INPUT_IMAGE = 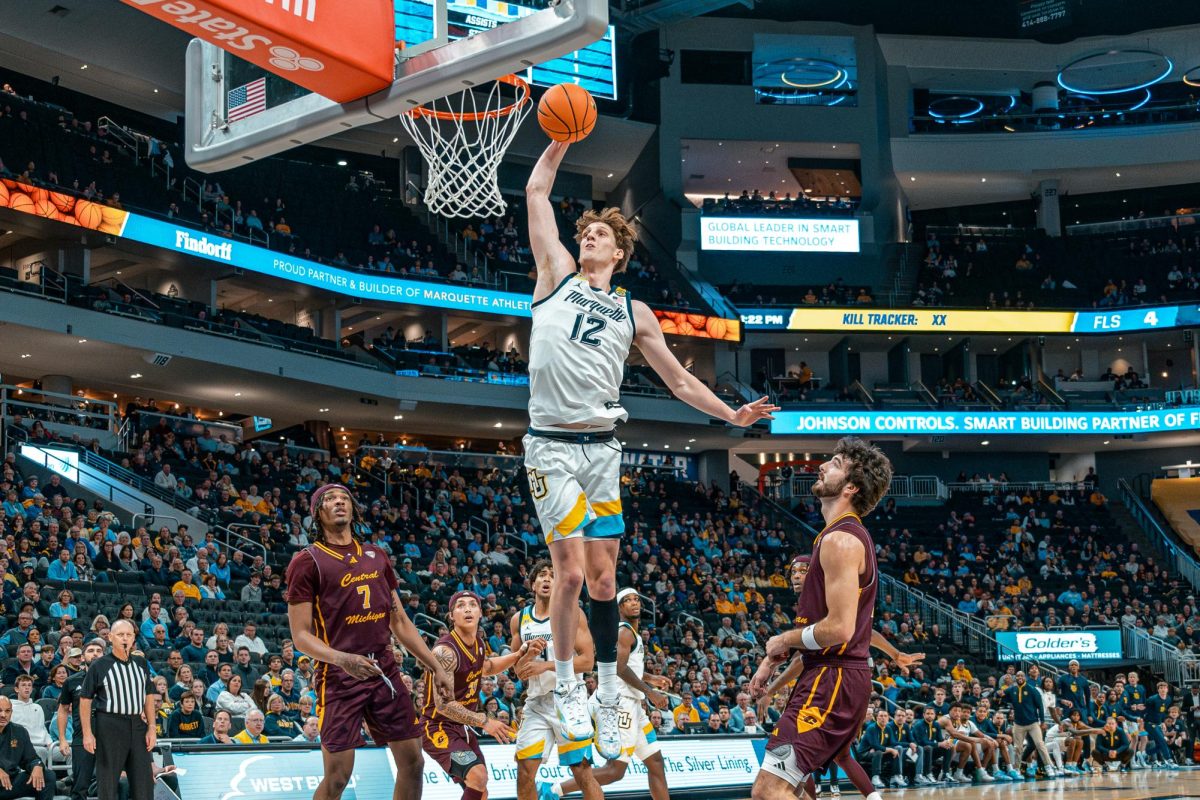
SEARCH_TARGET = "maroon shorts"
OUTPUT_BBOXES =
[766,663,872,777]
[316,661,419,752]
[420,719,485,782]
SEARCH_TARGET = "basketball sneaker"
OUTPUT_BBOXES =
[536,781,559,800]
[830,783,841,796]
[554,681,593,742]
[594,697,622,760]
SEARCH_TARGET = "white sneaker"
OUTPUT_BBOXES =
[916,775,933,785]
[554,682,594,743]
[830,784,841,796]
[952,770,969,783]
[872,776,886,790]
[594,697,622,760]
[975,768,994,783]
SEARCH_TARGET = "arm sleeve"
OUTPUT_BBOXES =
[285,551,318,604]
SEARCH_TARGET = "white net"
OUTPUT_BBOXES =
[399,75,532,219]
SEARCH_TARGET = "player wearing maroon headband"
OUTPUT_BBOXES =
[420,591,539,800]
[286,484,453,800]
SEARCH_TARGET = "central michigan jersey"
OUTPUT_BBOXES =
[528,273,635,429]
[285,539,399,672]
[795,512,877,666]
[422,629,486,721]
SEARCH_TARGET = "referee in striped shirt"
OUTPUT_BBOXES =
[78,620,156,800]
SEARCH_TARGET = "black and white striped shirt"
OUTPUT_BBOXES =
[80,653,153,716]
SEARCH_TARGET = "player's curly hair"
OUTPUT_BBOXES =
[834,437,893,517]
[574,207,637,274]
[528,558,554,585]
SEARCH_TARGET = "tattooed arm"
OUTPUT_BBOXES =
[429,645,513,742]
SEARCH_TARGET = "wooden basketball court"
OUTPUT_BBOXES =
[850,769,1200,800]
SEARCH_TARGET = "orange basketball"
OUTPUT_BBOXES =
[74,199,104,230]
[25,186,48,204]
[50,192,75,214]
[8,191,34,214]
[33,198,57,218]
[659,318,678,335]
[537,83,597,143]
[706,317,729,340]
[0,183,8,208]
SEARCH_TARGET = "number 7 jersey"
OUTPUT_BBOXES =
[528,273,635,430]
[285,539,399,671]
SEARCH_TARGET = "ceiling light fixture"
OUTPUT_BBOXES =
[129,373,142,379]
[393,414,403,420]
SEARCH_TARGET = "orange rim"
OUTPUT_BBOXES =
[406,74,531,121]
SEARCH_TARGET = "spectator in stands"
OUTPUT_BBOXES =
[233,709,268,744]
[172,569,201,601]
[198,709,233,745]
[216,674,254,717]
[166,692,205,739]
[11,675,52,768]
[294,716,320,744]
[233,622,268,658]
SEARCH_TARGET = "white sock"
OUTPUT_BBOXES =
[597,660,617,701]
[554,659,575,688]
[866,792,883,800]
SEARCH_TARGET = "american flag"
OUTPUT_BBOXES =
[227,78,267,122]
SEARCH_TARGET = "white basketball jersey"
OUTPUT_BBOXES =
[528,273,635,430]
[519,604,557,699]
[618,621,645,700]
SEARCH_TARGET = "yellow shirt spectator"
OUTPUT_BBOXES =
[951,663,973,683]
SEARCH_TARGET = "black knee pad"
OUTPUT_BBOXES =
[449,748,481,782]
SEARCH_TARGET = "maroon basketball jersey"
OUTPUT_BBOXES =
[421,628,486,721]
[285,539,399,670]
[795,512,877,666]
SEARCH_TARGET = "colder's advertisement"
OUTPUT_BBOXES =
[771,407,1200,435]
[700,217,860,253]
[174,737,764,800]
[995,629,1124,664]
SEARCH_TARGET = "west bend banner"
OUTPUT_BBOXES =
[173,736,765,800]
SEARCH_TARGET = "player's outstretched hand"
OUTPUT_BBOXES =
[646,674,672,691]
[483,718,515,743]
[893,651,925,670]
[765,634,791,660]
[338,653,384,681]
[647,689,669,710]
[731,397,780,427]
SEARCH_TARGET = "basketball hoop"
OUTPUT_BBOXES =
[400,74,532,219]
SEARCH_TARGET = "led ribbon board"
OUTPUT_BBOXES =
[771,407,1200,436]
[700,217,860,253]
[738,305,1200,334]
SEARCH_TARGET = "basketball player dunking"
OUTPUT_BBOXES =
[751,554,923,800]
[525,142,778,758]
[511,560,602,800]
[286,484,453,800]
[750,438,893,800]
[419,591,534,800]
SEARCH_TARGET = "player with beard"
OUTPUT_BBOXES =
[420,591,535,800]
[57,640,106,800]
[750,438,893,800]
[751,555,923,800]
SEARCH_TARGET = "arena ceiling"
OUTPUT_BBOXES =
[717,0,1200,43]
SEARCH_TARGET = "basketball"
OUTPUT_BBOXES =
[50,191,76,214]
[0,183,8,208]
[74,199,104,230]
[8,191,34,214]
[537,83,597,143]
[33,197,57,218]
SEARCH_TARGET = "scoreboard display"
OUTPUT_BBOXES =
[395,0,619,99]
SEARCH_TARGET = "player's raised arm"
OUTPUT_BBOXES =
[526,142,577,301]
[632,300,779,427]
